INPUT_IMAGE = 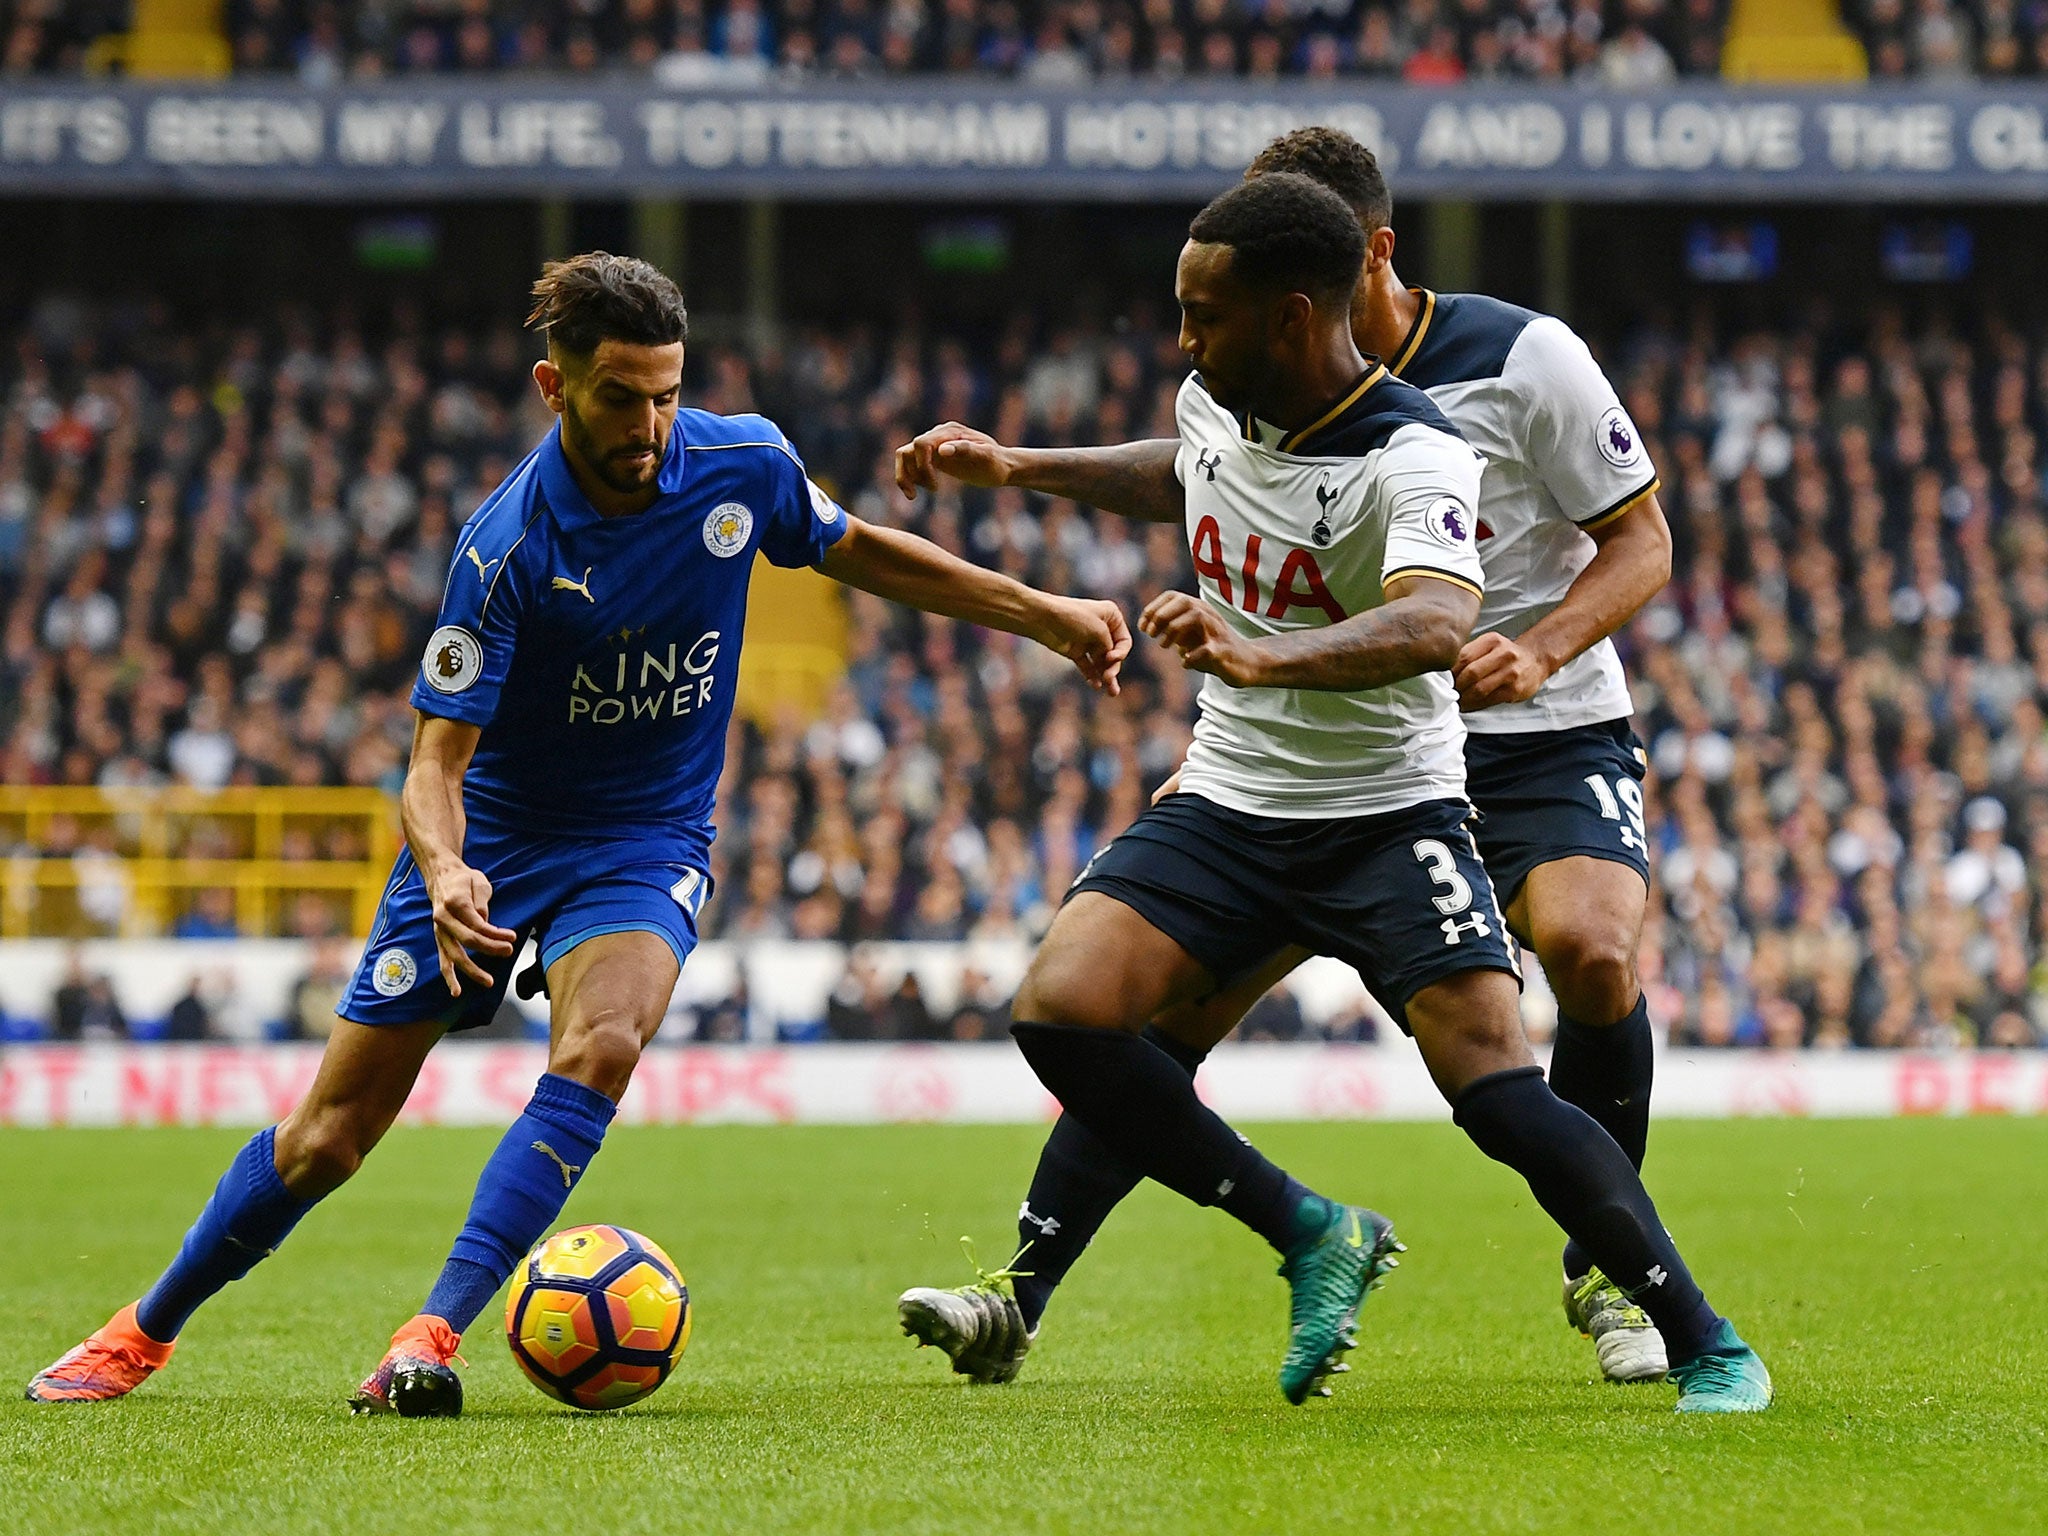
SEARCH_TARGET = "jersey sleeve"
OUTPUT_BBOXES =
[1512,316,1659,529]
[408,519,528,727]
[755,427,853,569]
[1378,424,1487,599]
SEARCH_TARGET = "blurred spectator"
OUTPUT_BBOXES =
[1238,984,1309,1041]
[283,938,352,1040]
[166,976,216,1041]
[51,950,127,1041]
[173,887,242,940]
[945,965,1013,1039]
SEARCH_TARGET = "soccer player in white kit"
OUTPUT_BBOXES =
[894,172,1769,1414]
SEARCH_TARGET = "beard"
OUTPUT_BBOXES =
[563,402,664,495]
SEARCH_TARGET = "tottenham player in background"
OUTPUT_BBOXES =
[894,175,1769,1412]
[27,253,1131,1416]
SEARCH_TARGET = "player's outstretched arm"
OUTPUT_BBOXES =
[401,712,516,996]
[894,423,1185,524]
[1141,574,1479,693]
[1453,494,1671,712]
[819,515,1131,695]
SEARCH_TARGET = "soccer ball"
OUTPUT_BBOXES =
[504,1224,692,1410]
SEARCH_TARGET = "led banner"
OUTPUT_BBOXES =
[1,1042,2043,1126]
[2,81,2047,200]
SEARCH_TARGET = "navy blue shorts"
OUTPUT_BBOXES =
[1462,718,1650,913]
[1067,794,1520,1031]
[338,818,711,1032]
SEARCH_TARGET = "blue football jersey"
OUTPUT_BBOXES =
[411,411,848,839]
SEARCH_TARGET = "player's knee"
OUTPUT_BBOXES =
[552,1006,647,1100]
[1542,928,1639,1025]
[274,1110,370,1198]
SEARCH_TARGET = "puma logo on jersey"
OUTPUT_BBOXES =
[531,1140,583,1188]
[552,567,595,602]
[465,547,502,582]
[1195,448,1223,481]
[1311,480,1339,546]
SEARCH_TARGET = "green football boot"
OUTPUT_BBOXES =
[1671,1320,1773,1413]
[1276,1204,1403,1405]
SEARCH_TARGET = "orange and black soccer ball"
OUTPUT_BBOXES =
[504,1224,691,1410]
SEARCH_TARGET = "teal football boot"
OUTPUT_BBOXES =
[1671,1320,1773,1413]
[1276,1204,1403,1405]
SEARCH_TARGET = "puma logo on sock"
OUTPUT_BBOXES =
[1018,1202,1062,1237]
[531,1140,582,1188]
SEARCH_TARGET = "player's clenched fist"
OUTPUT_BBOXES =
[1036,595,1132,696]
[1454,631,1553,711]
[425,862,517,996]
[894,422,1017,499]
[1140,590,1261,687]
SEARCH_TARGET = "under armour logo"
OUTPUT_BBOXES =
[1646,1264,1668,1288]
[531,1140,583,1188]
[1312,481,1339,546]
[1195,448,1222,481]
[1018,1202,1062,1237]
[1440,912,1491,945]
[465,547,502,582]
[552,566,595,602]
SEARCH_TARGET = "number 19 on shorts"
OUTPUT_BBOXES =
[1585,774,1647,851]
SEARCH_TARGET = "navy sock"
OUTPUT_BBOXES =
[1453,1066,1722,1364]
[135,1126,317,1343]
[420,1073,617,1335]
[1011,1022,1330,1259]
[1547,995,1655,1277]
[1011,1026,1211,1330]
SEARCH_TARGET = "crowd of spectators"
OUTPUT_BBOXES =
[18,0,2048,85]
[4,287,2048,1051]
[6,0,1735,85]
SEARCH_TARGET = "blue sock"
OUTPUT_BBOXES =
[135,1126,317,1343]
[420,1073,616,1335]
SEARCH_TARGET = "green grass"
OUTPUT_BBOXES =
[1,1119,2042,1534]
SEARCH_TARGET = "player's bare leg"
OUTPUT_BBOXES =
[355,931,678,1417]
[1506,856,1668,1380]
[27,1017,442,1403]
[993,896,1399,1404]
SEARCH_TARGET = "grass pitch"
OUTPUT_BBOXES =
[2,1116,2041,1535]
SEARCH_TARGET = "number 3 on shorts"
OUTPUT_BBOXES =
[1584,774,1647,851]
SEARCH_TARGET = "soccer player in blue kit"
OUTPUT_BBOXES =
[27,253,1130,1416]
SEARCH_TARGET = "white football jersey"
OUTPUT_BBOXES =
[1172,366,1486,819]
[1387,291,1660,735]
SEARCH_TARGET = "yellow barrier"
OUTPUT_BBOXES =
[0,787,399,938]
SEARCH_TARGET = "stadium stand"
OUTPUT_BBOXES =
[2,293,2046,1051]
[10,1,2048,85]
[4,0,1746,83]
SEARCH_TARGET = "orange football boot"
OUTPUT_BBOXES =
[25,1303,175,1402]
[348,1315,466,1417]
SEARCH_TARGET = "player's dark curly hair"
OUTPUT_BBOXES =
[1246,126,1393,233]
[526,251,689,357]
[1187,173,1367,307]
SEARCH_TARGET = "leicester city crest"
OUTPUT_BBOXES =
[703,502,754,558]
[370,947,419,997]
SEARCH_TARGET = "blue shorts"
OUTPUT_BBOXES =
[1067,794,1520,1032]
[1463,718,1651,914]
[338,818,712,1032]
